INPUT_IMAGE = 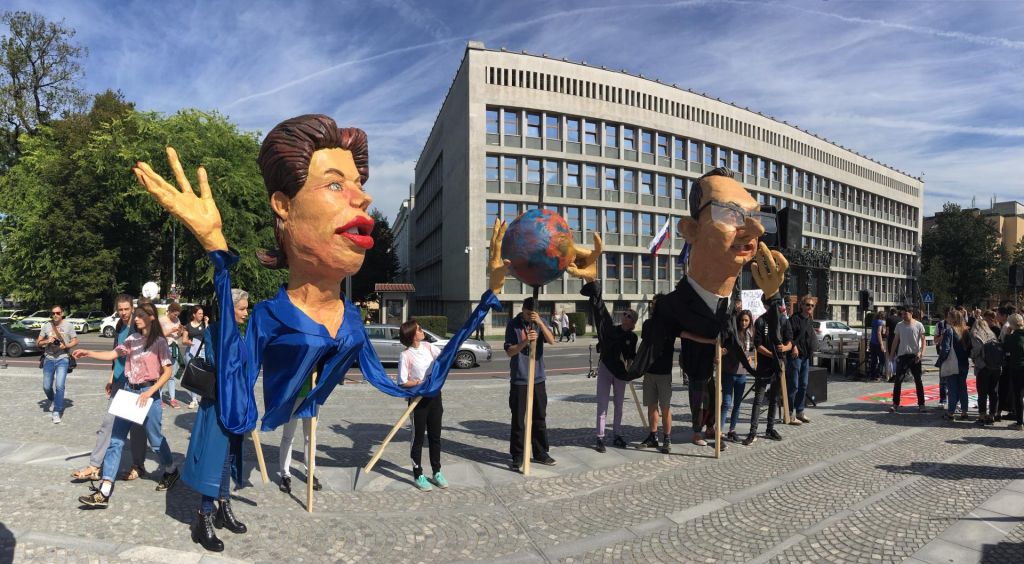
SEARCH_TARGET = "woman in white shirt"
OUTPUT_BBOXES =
[397,319,447,492]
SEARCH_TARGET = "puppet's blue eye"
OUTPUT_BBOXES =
[328,182,342,191]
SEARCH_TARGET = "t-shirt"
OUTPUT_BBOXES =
[112,323,130,382]
[115,333,172,384]
[39,321,77,359]
[504,314,549,385]
[160,315,183,347]
[397,342,441,385]
[894,320,925,357]
[870,319,884,346]
[185,322,206,357]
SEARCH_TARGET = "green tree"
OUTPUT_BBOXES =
[920,203,1006,308]
[0,11,87,169]
[350,208,400,302]
[1013,237,1024,265]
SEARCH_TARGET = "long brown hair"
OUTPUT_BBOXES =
[255,114,369,269]
[947,309,968,346]
[135,303,164,351]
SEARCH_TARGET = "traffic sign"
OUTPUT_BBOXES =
[922,291,934,304]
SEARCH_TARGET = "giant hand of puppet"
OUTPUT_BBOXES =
[133,147,228,253]
[567,233,604,282]
[750,242,789,298]
[488,218,511,294]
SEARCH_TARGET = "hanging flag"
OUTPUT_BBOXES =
[647,217,673,255]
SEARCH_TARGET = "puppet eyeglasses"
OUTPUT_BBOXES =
[697,201,777,232]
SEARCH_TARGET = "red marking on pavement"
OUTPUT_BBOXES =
[861,378,977,407]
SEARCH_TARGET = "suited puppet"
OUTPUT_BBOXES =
[630,167,788,449]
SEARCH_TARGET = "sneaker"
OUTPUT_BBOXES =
[414,475,432,491]
[796,413,811,423]
[170,399,181,409]
[889,405,898,413]
[612,435,628,449]
[659,437,672,454]
[957,413,970,421]
[52,411,61,424]
[638,434,659,449]
[595,437,606,453]
[765,429,783,441]
[787,416,802,426]
[742,434,757,446]
[432,471,449,489]
[156,468,180,491]
[726,431,738,442]
[188,400,199,409]
[279,476,291,493]
[509,459,523,472]
[78,489,109,509]
[531,456,557,466]
[938,401,946,409]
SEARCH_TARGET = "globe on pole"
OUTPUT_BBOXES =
[501,209,574,287]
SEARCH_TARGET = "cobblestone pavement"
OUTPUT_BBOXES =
[0,363,1021,563]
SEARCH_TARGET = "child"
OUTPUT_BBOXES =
[397,319,448,491]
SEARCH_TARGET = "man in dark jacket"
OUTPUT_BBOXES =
[638,294,677,453]
[582,281,638,452]
[746,310,792,444]
[786,295,818,424]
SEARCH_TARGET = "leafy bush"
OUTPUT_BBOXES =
[416,316,448,336]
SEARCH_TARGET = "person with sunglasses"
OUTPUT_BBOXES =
[786,296,818,424]
[36,305,79,424]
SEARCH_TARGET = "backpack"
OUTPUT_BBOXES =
[982,340,1004,369]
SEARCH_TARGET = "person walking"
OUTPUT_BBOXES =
[73,302,179,508]
[37,305,79,424]
[638,294,676,453]
[160,302,185,408]
[996,305,1017,421]
[971,310,1001,425]
[1003,314,1024,431]
[558,310,571,343]
[505,298,556,470]
[888,309,927,413]
[936,309,970,421]
[396,319,449,491]
[181,305,207,409]
[884,307,900,382]
[786,296,817,424]
[722,310,754,442]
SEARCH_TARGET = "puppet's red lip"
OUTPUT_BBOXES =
[341,231,374,250]
[336,215,375,236]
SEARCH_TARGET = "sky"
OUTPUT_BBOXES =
[7,0,1023,220]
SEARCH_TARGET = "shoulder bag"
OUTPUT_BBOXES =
[180,337,216,400]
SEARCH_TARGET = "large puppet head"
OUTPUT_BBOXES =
[678,168,767,295]
[256,114,372,281]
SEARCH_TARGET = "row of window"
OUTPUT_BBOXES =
[486,107,920,227]
[484,65,920,197]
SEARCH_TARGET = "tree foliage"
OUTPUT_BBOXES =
[350,208,400,302]
[0,11,87,169]
[0,98,285,309]
[920,203,1007,309]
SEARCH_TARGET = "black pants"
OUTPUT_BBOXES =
[868,343,885,379]
[998,365,1014,416]
[410,394,443,478]
[976,366,1000,416]
[509,382,548,462]
[892,354,924,407]
[1010,368,1024,425]
[748,371,779,436]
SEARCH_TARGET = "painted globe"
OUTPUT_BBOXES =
[501,208,574,287]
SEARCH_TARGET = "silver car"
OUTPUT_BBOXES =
[812,320,863,347]
[364,324,492,369]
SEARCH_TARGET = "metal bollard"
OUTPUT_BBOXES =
[1,336,7,369]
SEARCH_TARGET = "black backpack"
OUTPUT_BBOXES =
[982,340,1004,369]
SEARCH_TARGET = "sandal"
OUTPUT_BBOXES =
[692,434,708,447]
[124,467,140,481]
[71,466,100,482]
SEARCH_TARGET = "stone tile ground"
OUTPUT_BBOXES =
[0,365,1020,563]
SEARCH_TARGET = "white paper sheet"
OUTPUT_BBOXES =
[108,389,153,424]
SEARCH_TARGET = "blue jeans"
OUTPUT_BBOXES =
[945,372,968,415]
[200,448,234,513]
[721,373,747,432]
[42,357,69,413]
[102,384,173,482]
[165,359,179,402]
[786,356,811,414]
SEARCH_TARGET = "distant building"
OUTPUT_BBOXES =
[403,42,924,331]
[392,184,413,282]
[924,201,1024,258]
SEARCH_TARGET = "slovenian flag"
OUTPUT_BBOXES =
[647,217,672,255]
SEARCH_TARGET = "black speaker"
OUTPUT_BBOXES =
[807,367,828,403]
[777,207,803,250]
[1011,264,1024,288]
[759,204,778,248]
[859,289,873,311]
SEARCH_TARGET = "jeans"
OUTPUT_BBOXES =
[939,379,947,404]
[945,372,968,415]
[164,359,179,402]
[42,357,69,413]
[89,408,147,472]
[595,361,626,438]
[786,356,810,414]
[101,385,174,483]
[721,373,747,432]
[892,354,925,407]
[200,447,234,513]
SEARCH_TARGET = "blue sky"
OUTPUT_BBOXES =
[7,0,1023,220]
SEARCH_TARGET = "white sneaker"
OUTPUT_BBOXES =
[188,400,198,409]
[52,411,61,424]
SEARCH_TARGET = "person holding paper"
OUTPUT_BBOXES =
[72,302,179,508]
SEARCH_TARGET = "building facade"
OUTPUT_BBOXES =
[408,42,924,331]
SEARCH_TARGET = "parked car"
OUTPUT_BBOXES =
[813,320,862,346]
[0,322,42,357]
[363,324,492,369]
[19,310,53,331]
[0,309,27,322]
[100,313,119,337]
[66,310,107,334]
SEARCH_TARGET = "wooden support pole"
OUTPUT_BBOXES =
[778,356,791,424]
[714,337,723,459]
[522,285,541,476]
[629,382,648,429]
[250,429,269,484]
[363,397,421,475]
[306,370,318,513]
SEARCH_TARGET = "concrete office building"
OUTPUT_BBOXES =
[407,42,924,331]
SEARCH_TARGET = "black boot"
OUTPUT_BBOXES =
[191,510,224,552]
[214,499,247,534]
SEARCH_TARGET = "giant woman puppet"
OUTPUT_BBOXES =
[133,114,525,551]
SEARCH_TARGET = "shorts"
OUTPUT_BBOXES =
[642,373,672,408]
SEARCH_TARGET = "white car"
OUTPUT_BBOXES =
[100,313,119,337]
[19,310,53,331]
[66,310,107,334]
[812,320,862,346]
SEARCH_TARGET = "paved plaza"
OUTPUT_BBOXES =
[0,360,1022,563]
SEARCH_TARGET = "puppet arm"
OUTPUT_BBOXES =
[580,280,614,344]
[751,242,789,299]
[567,233,603,282]
[134,147,228,252]
[488,219,512,294]
[680,330,717,345]
[208,249,259,434]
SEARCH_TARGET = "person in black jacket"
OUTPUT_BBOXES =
[638,294,678,453]
[582,281,638,452]
[786,295,818,424]
[744,310,793,444]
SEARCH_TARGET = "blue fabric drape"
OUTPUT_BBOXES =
[210,250,258,435]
